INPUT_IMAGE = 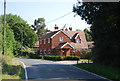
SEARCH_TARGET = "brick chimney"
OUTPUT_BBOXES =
[54,24,59,31]
[69,27,72,31]
[65,28,68,31]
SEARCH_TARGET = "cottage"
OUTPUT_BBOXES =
[37,25,90,56]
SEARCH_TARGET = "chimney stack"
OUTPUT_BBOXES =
[54,24,59,31]
[69,27,72,31]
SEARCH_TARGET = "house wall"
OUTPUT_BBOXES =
[51,31,71,49]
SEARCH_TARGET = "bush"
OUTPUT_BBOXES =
[64,56,80,60]
[80,51,92,59]
[43,55,62,61]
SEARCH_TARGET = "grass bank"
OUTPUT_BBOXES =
[1,55,24,79]
[74,63,120,81]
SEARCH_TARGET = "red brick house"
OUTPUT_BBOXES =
[36,25,90,56]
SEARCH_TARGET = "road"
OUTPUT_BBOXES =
[15,58,111,81]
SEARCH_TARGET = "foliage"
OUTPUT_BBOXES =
[80,51,92,59]
[32,18,47,39]
[73,2,120,67]
[0,13,26,28]
[12,22,38,48]
[43,55,62,61]
[75,63,120,81]
[84,28,93,41]
[64,56,80,60]
[1,24,16,56]
[2,55,24,79]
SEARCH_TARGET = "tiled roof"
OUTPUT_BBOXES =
[70,42,88,50]
[40,30,59,40]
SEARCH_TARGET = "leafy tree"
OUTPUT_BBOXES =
[32,18,47,39]
[0,13,26,28]
[1,24,16,56]
[73,2,120,67]
[12,22,38,47]
[84,28,93,41]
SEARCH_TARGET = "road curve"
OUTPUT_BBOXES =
[15,58,110,81]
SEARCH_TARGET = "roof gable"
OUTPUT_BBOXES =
[51,30,71,39]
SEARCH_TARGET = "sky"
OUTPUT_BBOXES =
[0,0,90,31]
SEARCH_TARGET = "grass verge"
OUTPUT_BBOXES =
[74,63,120,81]
[2,55,24,79]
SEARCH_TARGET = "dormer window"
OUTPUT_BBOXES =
[76,39,81,43]
[59,37,63,41]
[48,38,50,43]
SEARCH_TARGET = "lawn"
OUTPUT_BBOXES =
[74,63,120,81]
[2,55,24,79]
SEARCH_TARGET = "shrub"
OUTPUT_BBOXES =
[80,51,92,59]
[64,56,80,60]
[43,55,62,61]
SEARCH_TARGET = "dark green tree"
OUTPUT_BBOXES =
[84,28,93,41]
[73,2,120,67]
[32,18,47,39]
[12,22,38,47]
[1,13,26,28]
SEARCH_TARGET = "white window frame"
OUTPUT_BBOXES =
[44,49,46,54]
[48,49,51,54]
[40,50,42,54]
[44,39,46,44]
[76,39,81,43]
[59,37,63,41]
[48,38,50,43]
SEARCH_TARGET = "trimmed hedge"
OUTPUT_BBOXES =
[64,56,80,60]
[43,55,62,61]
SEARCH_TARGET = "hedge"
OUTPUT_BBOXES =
[64,56,80,60]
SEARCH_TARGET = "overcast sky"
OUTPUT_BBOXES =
[0,0,90,31]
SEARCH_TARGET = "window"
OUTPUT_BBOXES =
[40,50,42,54]
[40,40,42,44]
[48,49,51,54]
[76,39,81,43]
[44,49,46,54]
[44,39,46,44]
[59,37,63,41]
[48,38,50,43]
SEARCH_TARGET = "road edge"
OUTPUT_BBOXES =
[19,60,28,81]
[72,65,112,81]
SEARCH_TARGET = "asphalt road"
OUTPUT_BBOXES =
[15,58,111,81]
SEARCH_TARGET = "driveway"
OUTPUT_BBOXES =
[15,58,110,81]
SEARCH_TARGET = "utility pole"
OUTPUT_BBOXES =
[3,0,6,55]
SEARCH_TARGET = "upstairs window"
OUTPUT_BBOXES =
[59,37,63,41]
[76,39,81,43]
[48,38,50,43]
[44,39,46,44]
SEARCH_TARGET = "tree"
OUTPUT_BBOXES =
[84,28,92,41]
[32,18,47,39]
[1,13,26,28]
[73,2,120,67]
[1,24,16,56]
[12,22,38,47]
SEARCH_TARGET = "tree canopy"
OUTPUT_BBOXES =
[0,14,38,56]
[32,18,47,39]
[73,2,120,67]
[84,28,93,42]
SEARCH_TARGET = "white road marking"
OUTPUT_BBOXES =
[19,61,28,81]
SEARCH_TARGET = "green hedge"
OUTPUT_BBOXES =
[43,55,62,61]
[64,56,80,60]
